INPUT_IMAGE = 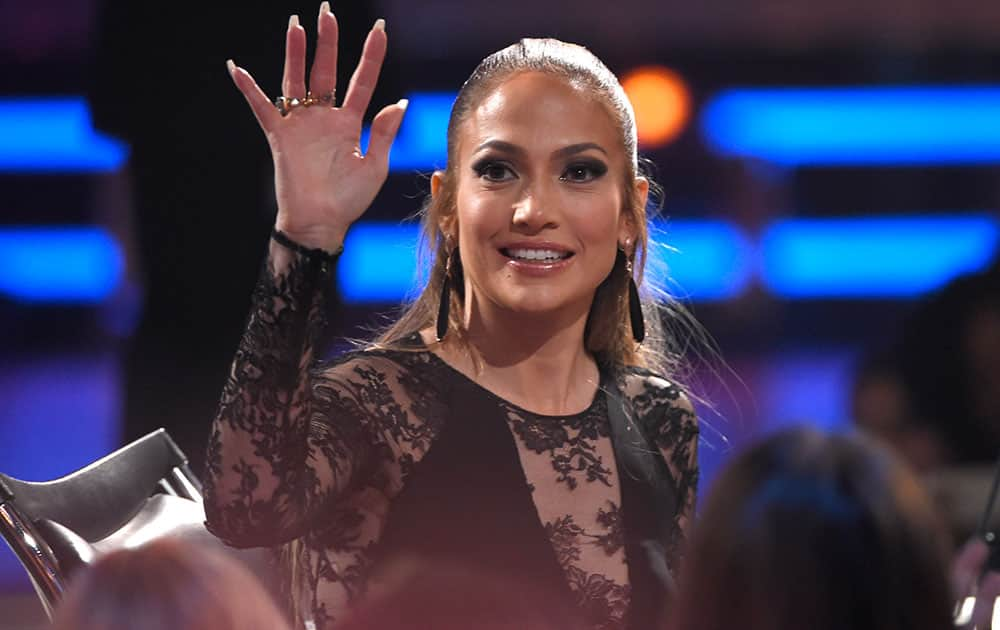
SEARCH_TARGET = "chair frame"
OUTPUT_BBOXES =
[0,492,62,617]
[0,429,201,619]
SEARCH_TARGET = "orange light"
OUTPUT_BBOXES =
[621,66,691,148]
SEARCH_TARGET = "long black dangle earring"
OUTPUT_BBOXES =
[436,247,456,341]
[625,250,645,343]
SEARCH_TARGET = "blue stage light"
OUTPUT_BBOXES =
[360,92,453,172]
[646,220,754,300]
[338,222,426,303]
[0,227,125,303]
[761,215,999,298]
[0,98,128,172]
[702,86,1000,165]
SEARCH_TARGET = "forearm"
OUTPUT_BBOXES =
[208,1,401,548]
[203,239,333,546]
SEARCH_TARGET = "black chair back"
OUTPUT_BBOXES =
[0,429,206,618]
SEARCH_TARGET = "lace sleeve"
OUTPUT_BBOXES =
[625,372,700,569]
[203,245,371,548]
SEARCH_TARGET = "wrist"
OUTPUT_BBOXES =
[271,227,343,262]
[273,219,348,254]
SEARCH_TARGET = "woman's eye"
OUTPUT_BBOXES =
[561,161,608,183]
[473,161,516,182]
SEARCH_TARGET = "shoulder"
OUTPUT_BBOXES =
[307,349,454,428]
[313,346,454,395]
[617,366,695,417]
[615,366,698,446]
[316,346,438,381]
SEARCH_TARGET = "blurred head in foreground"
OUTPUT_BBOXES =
[337,557,584,630]
[669,427,953,630]
[50,537,290,630]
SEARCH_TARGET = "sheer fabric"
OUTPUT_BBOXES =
[204,248,699,629]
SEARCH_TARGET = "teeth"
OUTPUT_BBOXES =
[507,248,569,261]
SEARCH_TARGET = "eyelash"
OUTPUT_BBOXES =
[471,159,609,183]
[472,159,515,182]
[560,160,608,182]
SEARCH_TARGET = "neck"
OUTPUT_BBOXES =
[457,297,600,416]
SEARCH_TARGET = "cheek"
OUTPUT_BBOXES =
[570,189,624,244]
[455,189,505,259]
[457,179,518,226]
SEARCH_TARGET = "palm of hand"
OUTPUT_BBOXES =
[226,6,407,252]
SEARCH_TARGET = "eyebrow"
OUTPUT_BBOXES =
[472,140,609,159]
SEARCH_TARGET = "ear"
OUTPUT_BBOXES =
[634,175,650,210]
[430,170,445,199]
[619,176,649,249]
[431,170,457,242]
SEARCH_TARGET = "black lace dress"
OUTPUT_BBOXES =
[203,247,699,630]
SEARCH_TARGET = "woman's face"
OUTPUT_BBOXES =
[436,71,645,323]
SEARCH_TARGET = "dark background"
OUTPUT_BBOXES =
[1,0,999,619]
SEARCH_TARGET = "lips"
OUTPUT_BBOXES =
[496,243,576,277]
[499,241,575,263]
[500,247,574,262]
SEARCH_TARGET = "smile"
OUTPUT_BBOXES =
[500,248,574,262]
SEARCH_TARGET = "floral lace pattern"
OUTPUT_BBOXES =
[204,248,699,630]
[545,513,631,629]
[507,398,615,490]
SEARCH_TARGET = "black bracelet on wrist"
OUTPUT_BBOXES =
[271,228,343,263]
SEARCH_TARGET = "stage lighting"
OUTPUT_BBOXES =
[702,86,1000,165]
[761,215,999,297]
[621,66,692,148]
[0,98,128,173]
[0,227,124,302]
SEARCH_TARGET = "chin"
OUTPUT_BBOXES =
[497,287,592,318]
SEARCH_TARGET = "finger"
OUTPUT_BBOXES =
[954,538,991,597]
[308,2,339,98]
[971,573,1000,629]
[366,99,408,166]
[227,60,279,132]
[282,15,307,98]
[340,19,387,118]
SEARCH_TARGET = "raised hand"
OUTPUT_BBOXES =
[226,2,407,252]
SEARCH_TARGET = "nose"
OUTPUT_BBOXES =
[511,186,558,234]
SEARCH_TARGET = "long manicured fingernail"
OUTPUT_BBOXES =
[397,98,409,111]
[289,14,300,28]
[320,1,330,17]
[374,18,385,32]
[226,59,236,77]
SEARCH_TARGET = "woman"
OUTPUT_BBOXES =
[667,427,954,630]
[204,5,699,629]
[50,538,290,630]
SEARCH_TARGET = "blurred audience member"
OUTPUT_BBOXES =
[850,265,1000,471]
[336,557,584,630]
[851,350,950,472]
[50,537,290,630]
[952,537,1000,629]
[895,266,1000,464]
[668,427,954,630]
